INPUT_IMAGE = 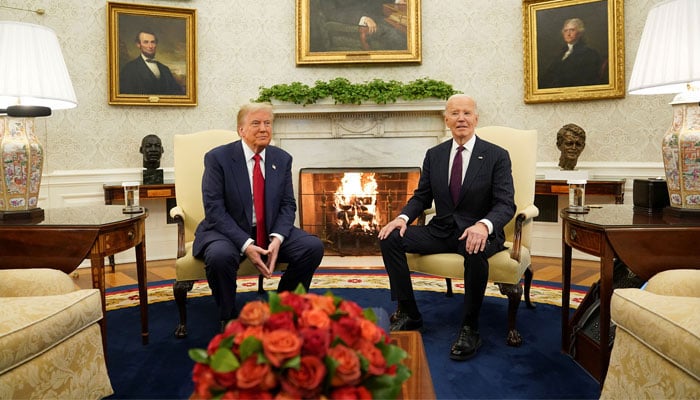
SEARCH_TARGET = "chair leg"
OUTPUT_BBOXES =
[496,282,524,347]
[445,278,454,297]
[173,280,195,339]
[257,274,265,295]
[524,265,536,309]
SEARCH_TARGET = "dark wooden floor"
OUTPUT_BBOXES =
[73,256,600,290]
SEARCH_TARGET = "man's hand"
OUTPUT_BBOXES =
[264,236,282,276]
[363,17,378,34]
[459,222,489,254]
[244,244,271,278]
[378,217,407,240]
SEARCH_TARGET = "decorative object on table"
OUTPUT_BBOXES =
[0,21,77,221]
[628,0,700,216]
[122,182,143,214]
[189,287,410,399]
[565,179,588,214]
[140,134,164,184]
[296,0,421,65]
[632,178,670,214]
[556,123,586,171]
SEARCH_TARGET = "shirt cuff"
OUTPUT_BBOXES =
[241,238,254,254]
[397,214,409,223]
[478,219,493,235]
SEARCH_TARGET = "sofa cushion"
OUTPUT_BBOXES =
[611,288,700,380]
[0,289,102,374]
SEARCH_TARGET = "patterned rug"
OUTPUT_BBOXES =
[105,269,587,311]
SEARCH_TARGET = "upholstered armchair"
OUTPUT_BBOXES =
[406,126,539,346]
[600,269,700,399]
[0,268,113,399]
[171,130,286,338]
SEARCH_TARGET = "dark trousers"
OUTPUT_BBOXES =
[202,227,324,321]
[379,225,495,329]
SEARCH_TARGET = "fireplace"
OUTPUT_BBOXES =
[299,167,420,256]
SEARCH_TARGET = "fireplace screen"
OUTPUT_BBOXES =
[299,167,420,256]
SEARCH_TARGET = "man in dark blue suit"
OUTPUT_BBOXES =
[193,103,324,324]
[378,94,516,361]
[119,30,184,95]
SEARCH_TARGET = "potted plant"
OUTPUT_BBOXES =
[254,77,460,105]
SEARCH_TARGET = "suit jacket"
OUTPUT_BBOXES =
[119,56,184,95]
[192,141,297,257]
[402,137,516,249]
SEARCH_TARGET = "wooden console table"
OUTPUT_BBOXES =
[0,205,150,347]
[103,181,175,205]
[537,179,626,203]
[560,204,700,383]
[390,331,435,399]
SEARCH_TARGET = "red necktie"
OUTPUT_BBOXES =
[253,153,267,248]
[450,146,464,205]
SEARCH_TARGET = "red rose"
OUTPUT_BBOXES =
[280,355,326,398]
[192,363,217,399]
[356,339,387,376]
[279,291,311,316]
[265,311,295,332]
[263,329,302,367]
[338,299,364,318]
[238,300,270,326]
[206,333,224,355]
[327,344,362,387]
[213,370,237,390]
[330,385,373,399]
[234,325,264,348]
[306,292,336,315]
[360,318,385,344]
[333,315,362,347]
[222,320,245,337]
[236,357,277,390]
[299,327,331,358]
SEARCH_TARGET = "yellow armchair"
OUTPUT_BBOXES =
[171,130,285,338]
[406,126,539,346]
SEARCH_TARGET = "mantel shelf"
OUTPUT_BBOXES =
[271,98,446,116]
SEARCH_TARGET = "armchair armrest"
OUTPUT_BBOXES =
[510,204,539,262]
[169,205,186,258]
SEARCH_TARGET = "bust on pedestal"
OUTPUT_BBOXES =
[141,134,164,184]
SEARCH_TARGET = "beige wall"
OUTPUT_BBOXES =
[4,0,669,174]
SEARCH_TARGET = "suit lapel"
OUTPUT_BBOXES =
[458,137,486,201]
[231,141,254,225]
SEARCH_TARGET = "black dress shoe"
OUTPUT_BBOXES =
[389,310,423,331]
[450,325,482,361]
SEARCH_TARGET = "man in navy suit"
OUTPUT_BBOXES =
[193,102,324,324]
[119,30,185,95]
[378,94,516,361]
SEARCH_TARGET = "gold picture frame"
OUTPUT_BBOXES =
[296,0,421,65]
[523,0,624,104]
[108,2,196,106]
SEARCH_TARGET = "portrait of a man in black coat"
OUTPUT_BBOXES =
[119,29,185,95]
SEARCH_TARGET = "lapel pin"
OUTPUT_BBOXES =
[478,156,484,160]
[272,164,277,170]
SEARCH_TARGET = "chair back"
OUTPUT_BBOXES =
[475,126,538,241]
[173,130,237,242]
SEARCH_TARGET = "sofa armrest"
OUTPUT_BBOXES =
[0,269,78,297]
[645,269,700,297]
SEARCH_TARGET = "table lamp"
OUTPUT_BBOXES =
[628,0,700,217]
[0,21,77,220]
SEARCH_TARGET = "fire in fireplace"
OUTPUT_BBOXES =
[299,167,420,256]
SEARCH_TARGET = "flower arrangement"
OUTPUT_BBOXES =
[189,287,411,399]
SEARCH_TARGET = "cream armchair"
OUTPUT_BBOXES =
[600,269,700,399]
[0,268,113,399]
[171,130,286,338]
[406,126,539,346]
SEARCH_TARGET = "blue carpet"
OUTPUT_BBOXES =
[105,288,599,399]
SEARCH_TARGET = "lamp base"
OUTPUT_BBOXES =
[0,208,44,221]
[662,206,700,220]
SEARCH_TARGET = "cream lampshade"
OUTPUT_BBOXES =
[0,21,77,220]
[628,0,700,216]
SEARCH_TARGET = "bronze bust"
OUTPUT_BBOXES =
[556,124,586,170]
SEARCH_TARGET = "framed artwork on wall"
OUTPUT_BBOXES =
[522,0,624,104]
[296,0,421,65]
[108,2,196,106]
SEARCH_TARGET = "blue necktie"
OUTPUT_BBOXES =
[450,146,464,204]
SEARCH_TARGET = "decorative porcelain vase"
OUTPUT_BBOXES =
[662,100,700,210]
[0,116,44,212]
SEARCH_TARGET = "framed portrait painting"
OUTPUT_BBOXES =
[108,2,196,106]
[296,0,421,65]
[523,0,624,104]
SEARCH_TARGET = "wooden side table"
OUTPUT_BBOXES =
[390,331,435,399]
[535,179,626,222]
[560,204,700,383]
[0,205,150,348]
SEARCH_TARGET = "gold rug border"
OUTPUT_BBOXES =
[106,272,587,312]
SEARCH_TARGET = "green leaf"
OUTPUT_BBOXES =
[239,336,263,361]
[188,348,209,364]
[210,348,240,373]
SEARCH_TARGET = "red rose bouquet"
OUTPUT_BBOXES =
[189,287,411,399]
